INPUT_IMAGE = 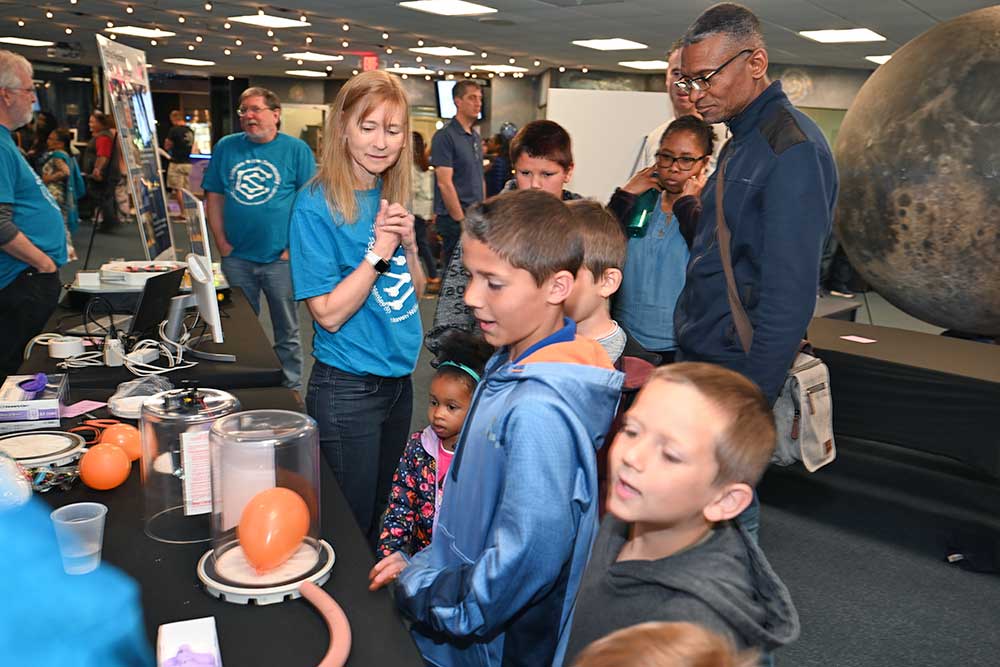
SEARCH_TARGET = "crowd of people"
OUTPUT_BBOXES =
[1,2,846,665]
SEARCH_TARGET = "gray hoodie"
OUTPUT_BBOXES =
[563,516,800,663]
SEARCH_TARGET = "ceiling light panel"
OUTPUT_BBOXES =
[798,28,886,43]
[618,60,669,70]
[865,55,892,64]
[470,64,528,73]
[285,69,328,77]
[398,1,498,17]
[410,46,475,57]
[163,57,216,66]
[227,14,311,29]
[0,37,56,46]
[572,38,647,51]
[282,52,344,62]
[105,26,177,39]
[385,66,437,75]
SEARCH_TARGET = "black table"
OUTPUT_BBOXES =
[813,294,861,321]
[44,386,422,666]
[22,288,284,390]
[807,317,1000,477]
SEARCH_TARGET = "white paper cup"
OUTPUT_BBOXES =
[50,502,108,575]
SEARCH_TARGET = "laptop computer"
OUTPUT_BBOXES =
[64,268,186,338]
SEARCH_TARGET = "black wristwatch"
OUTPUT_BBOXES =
[365,250,390,274]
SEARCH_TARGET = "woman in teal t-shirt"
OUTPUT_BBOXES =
[289,71,425,542]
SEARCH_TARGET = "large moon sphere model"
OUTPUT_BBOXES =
[834,6,1000,334]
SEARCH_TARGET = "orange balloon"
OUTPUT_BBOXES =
[100,424,142,462]
[238,487,310,574]
[80,443,131,490]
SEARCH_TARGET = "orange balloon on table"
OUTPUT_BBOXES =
[238,487,310,574]
[100,423,142,462]
[79,443,131,490]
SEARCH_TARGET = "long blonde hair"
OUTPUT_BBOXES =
[313,71,412,223]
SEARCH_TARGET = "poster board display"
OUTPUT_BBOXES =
[546,88,669,203]
[95,34,175,261]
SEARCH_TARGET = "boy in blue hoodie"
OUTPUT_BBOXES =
[372,189,624,666]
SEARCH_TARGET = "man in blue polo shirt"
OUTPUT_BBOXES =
[0,51,67,379]
[204,87,315,391]
[431,80,484,265]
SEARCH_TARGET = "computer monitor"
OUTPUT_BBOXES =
[64,268,186,338]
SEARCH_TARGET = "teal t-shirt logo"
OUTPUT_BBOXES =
[230,158,281,205]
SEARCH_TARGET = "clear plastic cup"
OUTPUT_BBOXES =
[50,502,108,575]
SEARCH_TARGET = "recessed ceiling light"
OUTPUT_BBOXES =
[444,58,451,64]
[223,22,231,29]
[533,60,540,67]
[255,54,263,60]
[178,16,186,24]
[283,51,344,62]
[105,26,177,39]
[508,57,515,64]
[386,47,393,54]
[865,54,892,64]
[558,66,566,72]
[415,56,423,62]
[17,20,25,28]
[227,14,311,29]
[224,49,231,55]
[272,46,279,52]
[572,38,647,51]
[341,41,349,48]
[399,0,497,17]
[234,39,242,46]
[285,69,327,77]
[163,57,216,66]
[195,35,203,43]
[342,24,350,31]
[227,75,234,80]
[382,32,390,40]
[799,28,886,43]
[352,69,359,75]
[45,11,54,18]
[187,45,195,51]
[618,59,669,70]
[470,64,527,73]
[480,51,487,58]
[410,46,474,57]
[266,30,274,38]
[325,65,333,71]
[385,65,436,75]
[124,6,132,14]
[0,37,55,47]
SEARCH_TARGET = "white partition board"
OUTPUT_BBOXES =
[546,88,670,203]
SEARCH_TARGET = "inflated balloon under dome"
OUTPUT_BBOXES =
[238,487,310,573]
[834,5,1000,335]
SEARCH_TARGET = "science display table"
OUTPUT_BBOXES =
[42,386,421,666]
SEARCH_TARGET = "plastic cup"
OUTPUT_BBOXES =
[50,502,108,575]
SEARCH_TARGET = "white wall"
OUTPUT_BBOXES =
[546,88,669,202]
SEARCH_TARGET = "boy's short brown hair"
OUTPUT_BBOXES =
[572,621,758,667]
[509,120,574,171]
[566,200,626,277]
[650,363,775,486]
[464,189,582,286]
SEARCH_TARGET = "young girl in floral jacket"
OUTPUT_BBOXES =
[374,330,492,561]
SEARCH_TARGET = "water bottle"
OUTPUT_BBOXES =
[625,188,661,238]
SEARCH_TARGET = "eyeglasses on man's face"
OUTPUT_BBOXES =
[673,48,754,94]
[236,105,277,117]
[655,152,708,171]
[2,86,36,97]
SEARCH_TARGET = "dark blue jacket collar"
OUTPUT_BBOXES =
[727,80,786,138]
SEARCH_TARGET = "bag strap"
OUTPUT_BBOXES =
[715,156,754,354]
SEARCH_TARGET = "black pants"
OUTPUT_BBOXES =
[414,215,438,280]
[0,269,61,379]
[436,214,462,269]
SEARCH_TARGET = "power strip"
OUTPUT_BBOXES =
[126,348,160,365]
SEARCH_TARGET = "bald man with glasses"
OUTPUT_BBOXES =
[0,50,67,378]
[670,4,839,539]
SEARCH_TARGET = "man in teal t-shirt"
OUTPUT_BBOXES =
[0,51,67,378]
[204,87,316,391]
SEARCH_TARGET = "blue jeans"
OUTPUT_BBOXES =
[306,362,413,542]
[220,255,302,391]
[436,214,462,269]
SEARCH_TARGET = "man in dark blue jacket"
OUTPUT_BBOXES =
[673,3,838,404]
[671,3,839,537]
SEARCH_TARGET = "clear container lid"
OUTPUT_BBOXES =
[142,388,239,422]
[210,410,314,448]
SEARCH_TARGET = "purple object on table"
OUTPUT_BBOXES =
[162,645,217,667]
